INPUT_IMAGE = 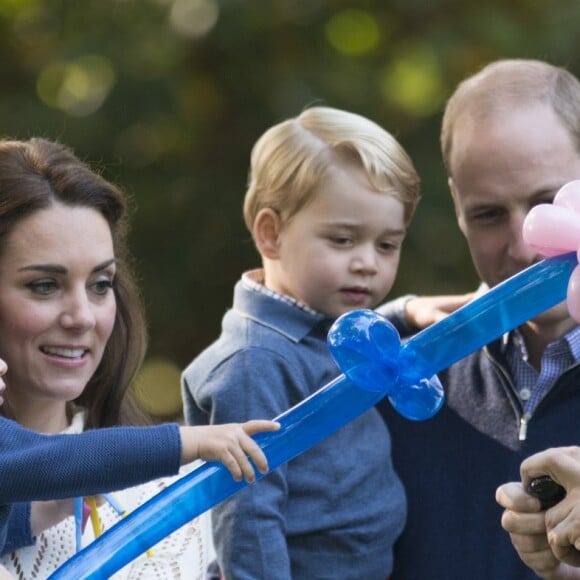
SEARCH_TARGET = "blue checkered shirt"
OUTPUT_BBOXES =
[503,326,580,416]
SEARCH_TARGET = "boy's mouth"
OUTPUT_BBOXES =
[341,287,370,303]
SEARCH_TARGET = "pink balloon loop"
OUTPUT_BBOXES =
[554,180,580,212]
[569,267,580,322]
[522,180,580,321]
[523,204,580,256]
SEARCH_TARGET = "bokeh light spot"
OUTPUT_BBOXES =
[134,357,183,419]
[325,9,380,56]
[380,46,445,117]
[169,0,219,38]
[37,54,116,117]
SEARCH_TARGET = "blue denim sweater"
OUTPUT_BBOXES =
[379,301,580,579]
[182,279,406,580]
[0,417,181,555]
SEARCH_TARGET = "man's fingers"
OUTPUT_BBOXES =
[501,509,547,535]
[496,481,541,512]
[522,447,580,489]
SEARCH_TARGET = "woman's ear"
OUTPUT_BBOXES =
[253,208,282,259]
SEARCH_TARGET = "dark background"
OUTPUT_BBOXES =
[2,0,578,417]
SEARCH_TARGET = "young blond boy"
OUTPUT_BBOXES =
[182,106,420,579]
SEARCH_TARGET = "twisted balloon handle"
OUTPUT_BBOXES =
[50,181,580,579]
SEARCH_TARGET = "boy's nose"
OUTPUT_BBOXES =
[351,246,378,273]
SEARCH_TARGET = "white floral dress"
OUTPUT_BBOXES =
[1,412,215,579]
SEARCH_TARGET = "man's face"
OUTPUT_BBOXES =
[449,102,580,328]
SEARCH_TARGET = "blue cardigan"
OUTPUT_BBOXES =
[0,416,181,554]
[182,280,406,580]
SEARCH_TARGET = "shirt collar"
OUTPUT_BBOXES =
[501,325,580,363]
[235,269,330,343]
[242,269,321,316]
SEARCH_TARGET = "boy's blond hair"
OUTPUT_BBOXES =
[441,59,580,176]
[243,106,420,231]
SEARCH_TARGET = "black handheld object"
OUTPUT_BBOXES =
[527,475,566,510]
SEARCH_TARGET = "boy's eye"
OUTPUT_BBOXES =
[378,241,398,252]
[26,279,57,295]
[330,235,352,245]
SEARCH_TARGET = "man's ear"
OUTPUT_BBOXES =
[448,177,467,236]
[253,208,282,259]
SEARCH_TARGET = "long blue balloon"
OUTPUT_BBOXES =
[50,252,577,579]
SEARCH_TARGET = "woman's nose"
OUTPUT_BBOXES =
[59,290,96,330]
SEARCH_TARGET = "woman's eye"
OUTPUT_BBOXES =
[92,279,114,296]
[26,279,57,295]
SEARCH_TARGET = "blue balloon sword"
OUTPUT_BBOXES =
[50,252,577,579]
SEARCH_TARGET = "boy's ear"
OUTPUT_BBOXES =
[253,208,282,259]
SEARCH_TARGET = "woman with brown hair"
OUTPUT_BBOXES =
[0,138,278,578]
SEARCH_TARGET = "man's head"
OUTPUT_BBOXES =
[441,59,580,333]
[442,59,580,176]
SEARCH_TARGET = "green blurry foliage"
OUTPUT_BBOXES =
[0,0,578,389]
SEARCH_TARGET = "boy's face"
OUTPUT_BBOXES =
[265,160,406,318]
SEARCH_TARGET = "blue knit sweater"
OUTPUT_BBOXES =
[182,279,406,580]
[0,416,181,555]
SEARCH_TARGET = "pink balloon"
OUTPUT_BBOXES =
[554,180,580,212]
[522,180,580,322]
[568,266,580,322]
[523,204,580,256]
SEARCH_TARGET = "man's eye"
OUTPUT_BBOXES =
[471,209,503,223]
[532,198,555,208]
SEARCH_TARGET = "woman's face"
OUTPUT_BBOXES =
[0,203,117,417]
